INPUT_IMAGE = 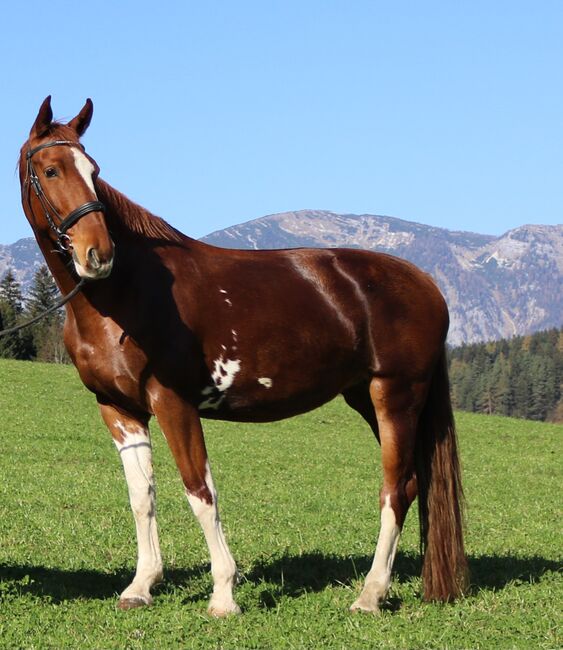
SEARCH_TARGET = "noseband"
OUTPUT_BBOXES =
[25,140,105,251]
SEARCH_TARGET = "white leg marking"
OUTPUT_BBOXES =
[186,463,240,616]
[71,147,96,193]
[114,421,163,606]
[351,495,400,612]
[258,377,273,389]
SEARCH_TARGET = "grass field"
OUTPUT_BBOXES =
[0,358,561,649]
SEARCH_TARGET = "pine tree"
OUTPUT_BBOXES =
[0,269,33,359]
[0,269,24,317]
[25,265,67,363]
[448,327,562,422]
[490,353,512,416]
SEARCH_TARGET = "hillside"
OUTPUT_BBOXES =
[2,211,562,345]
[203,211,562,346]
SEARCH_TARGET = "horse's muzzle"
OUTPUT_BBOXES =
[73,243,114,280]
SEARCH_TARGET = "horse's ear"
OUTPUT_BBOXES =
[68,98,94,137]
[30,95,53,139]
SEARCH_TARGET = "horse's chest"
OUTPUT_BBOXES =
[71,334,148,405]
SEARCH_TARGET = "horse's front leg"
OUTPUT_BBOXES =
[98,401,163,609]
[152,388,240,617]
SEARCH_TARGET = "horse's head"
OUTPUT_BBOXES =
[20,96,114,280]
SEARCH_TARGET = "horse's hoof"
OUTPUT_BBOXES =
[208,602,241,618]
[350,599,381,615]
[118,595,152,610]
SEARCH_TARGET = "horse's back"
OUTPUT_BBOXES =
[187,243,448,384]
[310,247,449,377]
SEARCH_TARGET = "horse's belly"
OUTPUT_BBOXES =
[197,348,363,422]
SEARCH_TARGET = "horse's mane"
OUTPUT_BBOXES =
[95,178,184,243]
[20,123,186,244]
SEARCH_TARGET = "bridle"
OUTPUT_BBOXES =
[0,139,107,338]
[25,139,106,252]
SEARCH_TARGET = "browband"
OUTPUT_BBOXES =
[26,140,78,159]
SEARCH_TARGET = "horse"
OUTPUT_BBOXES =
[17,96,468,616]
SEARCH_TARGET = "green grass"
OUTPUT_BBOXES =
[0,358,561,649]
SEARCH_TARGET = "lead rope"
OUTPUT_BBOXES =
[0,278,86,337]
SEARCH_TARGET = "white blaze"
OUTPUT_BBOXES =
[71,147,96,193]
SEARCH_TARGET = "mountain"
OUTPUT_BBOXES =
[2,211,561,345]
[202,211,563,346]
[0,238,44,292]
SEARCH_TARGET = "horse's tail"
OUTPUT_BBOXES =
[415,347,469,601]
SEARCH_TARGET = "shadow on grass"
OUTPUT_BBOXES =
[0,563,208,603]
[0,552,559,605]
[243,551,561,606]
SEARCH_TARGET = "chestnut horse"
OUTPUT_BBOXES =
[18,97,467,615]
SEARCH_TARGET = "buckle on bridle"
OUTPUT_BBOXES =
[58,233,73,251]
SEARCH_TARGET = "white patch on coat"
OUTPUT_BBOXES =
[219,289,228,294]
[231,329,238,341]
[258,377,273,389]
[198,356,242,410]
[211,356,241,391]
[185,462,239,615]
[71,147,96,193]
[199,394,225,410]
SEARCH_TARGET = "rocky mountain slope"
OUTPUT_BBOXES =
[2,211,561,345]
[202,211,562,346]
[0,237,43,293]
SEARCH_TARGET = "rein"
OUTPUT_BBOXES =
[0,278,86,337]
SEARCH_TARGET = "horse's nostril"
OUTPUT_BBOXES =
[87,247,101,270]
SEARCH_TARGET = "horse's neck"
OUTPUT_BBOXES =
[94,178,189,245]
[36,179,197,331]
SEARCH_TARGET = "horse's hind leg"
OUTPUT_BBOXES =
[350,376,424,613]
[343,382,380,441]
[98,401,163,609]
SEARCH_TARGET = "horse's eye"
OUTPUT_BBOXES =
[44,167,58,178]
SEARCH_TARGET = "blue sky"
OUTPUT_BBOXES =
[1,1,561,244]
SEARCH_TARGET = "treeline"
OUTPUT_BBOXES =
[0,266,68,363]
[448,327,563,423]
